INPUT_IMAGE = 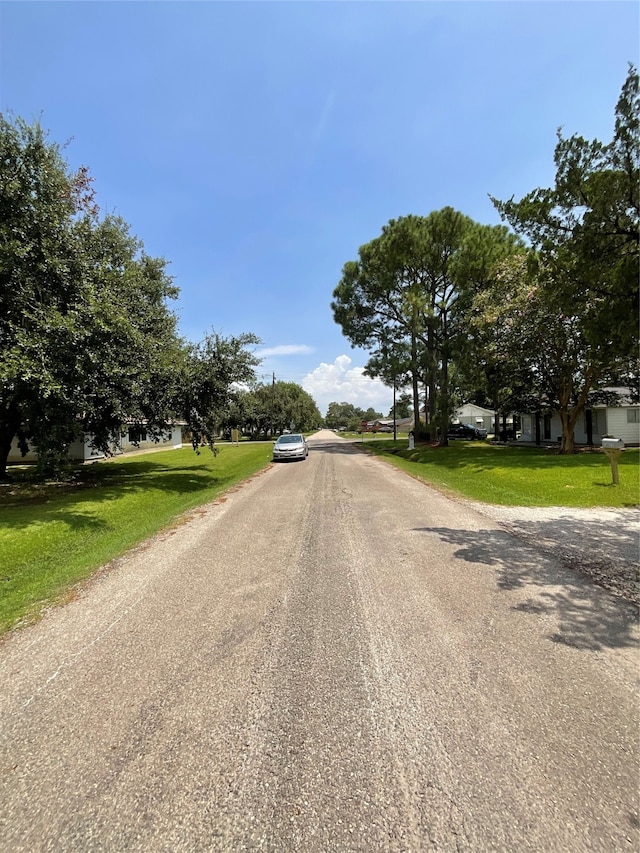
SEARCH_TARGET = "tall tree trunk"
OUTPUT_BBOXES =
[411,332,421,438]
[428,369,437,428]
[0,404,22,479]
[427,322,437,428]
[412,373,420,437]
[559,411,576,454]
[557,372,594,454]
[0,432,12,480]
[438,312,449,446]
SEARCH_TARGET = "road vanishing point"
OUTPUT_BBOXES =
[1,430,638,851]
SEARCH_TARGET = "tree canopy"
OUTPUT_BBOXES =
[0,115,262,476]
[332,67,638,453]
[223,381,321,438]
[180,331,261,452]
[488,64,639,451]
[324,401,383,431]
[332,210,521,442]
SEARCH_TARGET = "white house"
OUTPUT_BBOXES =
[7,424,184,464]
[518,389,639,446]
[453,404,496,434]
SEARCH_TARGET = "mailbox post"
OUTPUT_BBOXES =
[602,437,625,484]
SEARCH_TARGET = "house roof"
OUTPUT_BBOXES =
[456,403,496,417]
[588,387,637,408]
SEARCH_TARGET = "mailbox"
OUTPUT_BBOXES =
[601,437,624,484]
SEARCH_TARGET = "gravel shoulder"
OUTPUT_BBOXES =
[352,434,639,607]
[463,501,640,606]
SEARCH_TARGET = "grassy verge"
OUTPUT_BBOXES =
[362,439,640,508]
[0,443,273,635]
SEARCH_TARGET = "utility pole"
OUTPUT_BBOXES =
[270,372,275,437]
[393,377,397,441]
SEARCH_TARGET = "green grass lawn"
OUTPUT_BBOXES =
[363,439,640,508]
[0,443,273,635]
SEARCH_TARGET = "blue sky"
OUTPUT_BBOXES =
[1,1,638,415]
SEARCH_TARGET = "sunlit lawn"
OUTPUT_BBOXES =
[0,444,273,634]
[363,439,640,508]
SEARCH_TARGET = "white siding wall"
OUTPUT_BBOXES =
[120,426,182,453]
[518,407,639,446]
[607,408,640,446]
[7,426,184,465]
[7,437,38,463]
[520,415,533,441]
[455,405,495,432]
[573,413,589,445]
[588,409,607,445]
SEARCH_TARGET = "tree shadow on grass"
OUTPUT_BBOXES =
[379,440,640,474]
[414,525,638,652]
[0,460,223,535]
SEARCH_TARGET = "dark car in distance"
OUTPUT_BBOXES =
[447,423,484,440]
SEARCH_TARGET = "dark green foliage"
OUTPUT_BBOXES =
[332,210,521,443]
[181,331,261,451]
[324,401,383,431]
[490,65,639,452]
[0,115,262,476]
[234,381,321,437]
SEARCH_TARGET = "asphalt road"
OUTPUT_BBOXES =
[1,430,638,851]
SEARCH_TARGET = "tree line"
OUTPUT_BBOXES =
[222,380,321,439]
[0,116,321,478]
[332,66,639,453]
[323,396,413,432]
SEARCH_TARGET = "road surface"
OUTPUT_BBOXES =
[1,430,638,851]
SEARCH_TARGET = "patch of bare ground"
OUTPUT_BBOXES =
[468,503,640,606]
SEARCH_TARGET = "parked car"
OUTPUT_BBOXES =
[272,433,309,461]
[377,426,393,433]
[447,423,483,440]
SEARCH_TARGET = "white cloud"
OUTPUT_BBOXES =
[302,355,392,417]
[256,344,315,358]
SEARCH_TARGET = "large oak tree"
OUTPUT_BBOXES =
[490,65,639,452]
[0,116,261,476]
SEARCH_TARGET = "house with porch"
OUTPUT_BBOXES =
[518,389,639,447]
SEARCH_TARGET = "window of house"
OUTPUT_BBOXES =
[128,426,147,443]
[627,409,640,424]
